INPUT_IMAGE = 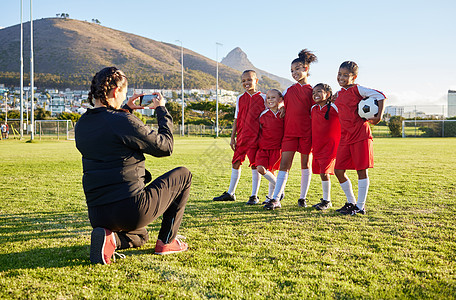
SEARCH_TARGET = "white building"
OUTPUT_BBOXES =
[385,106,404,117]
[448,90,456,117]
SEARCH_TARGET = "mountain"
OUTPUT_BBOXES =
[221,47,293,90]
[0,18,281,91]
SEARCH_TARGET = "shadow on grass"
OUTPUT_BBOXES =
[0,211,90,243]
[0,244,90,271]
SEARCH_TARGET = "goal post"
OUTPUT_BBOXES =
[402,120,456,137]
[34,120,75,140]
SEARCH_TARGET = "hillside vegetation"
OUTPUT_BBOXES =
[0,18,281,91]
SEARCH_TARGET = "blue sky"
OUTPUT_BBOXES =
[1,0,455,109]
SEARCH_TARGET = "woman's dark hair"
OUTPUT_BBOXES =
[292,49,318,67]
[314,83,333,120]
[88,67,128,107]
[339,61,359,76]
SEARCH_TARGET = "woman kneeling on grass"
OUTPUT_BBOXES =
[75,67,192,265]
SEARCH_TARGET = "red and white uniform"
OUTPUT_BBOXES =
[255,109,284,171]
[281,83,314,154]
[311,103,341,175]
[232,91,266,165]
[334,85,386,170]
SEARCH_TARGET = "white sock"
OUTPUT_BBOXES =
[227,168,241,195]
[268,181,275,198]
[299,169,311,199]
[263,171,277,198]
[272,171,288,200]
[251,169,261,197]
[356,178,370,209]
[340,180,356,204]
[322,179,331,201]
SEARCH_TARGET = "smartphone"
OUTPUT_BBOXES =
[140,94,158,107]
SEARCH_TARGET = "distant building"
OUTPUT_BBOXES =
[385,106,404,117]
[448,90,456,117]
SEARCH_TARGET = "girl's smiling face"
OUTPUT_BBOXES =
[312,86,331,106]
[337,67,357,89]
[291,62,308,83]
[266,90,282,110]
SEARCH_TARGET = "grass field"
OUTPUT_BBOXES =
[0,137,455,299]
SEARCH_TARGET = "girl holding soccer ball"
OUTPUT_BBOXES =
[332,61,386,215]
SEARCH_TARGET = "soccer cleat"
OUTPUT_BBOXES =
[350,205,366,215]
[298,198,307,208]
[263,199,281,210]
[213,192,236,201]
[154,238,188,255]
[90,227,117,265]
[315,199,332,211]
[262,196,272,204]
[246,195,259,205]
[336,202,355,214]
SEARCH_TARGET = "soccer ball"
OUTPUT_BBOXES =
[358,97,378,119]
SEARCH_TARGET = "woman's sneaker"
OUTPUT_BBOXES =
[263,199,281,210]
[90,227,117,265]
[154,238,188,255]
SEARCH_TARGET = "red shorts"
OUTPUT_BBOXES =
[281,136,312,154]
[232,143,258,167]
[335,138,374,171]
[255,149,281,171]
[312,156,336,175]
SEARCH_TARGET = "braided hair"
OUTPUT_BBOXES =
[314,83,333,120]
[88,67,128,109]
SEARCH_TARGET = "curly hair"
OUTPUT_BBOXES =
[292,49,318,67]
[88,67,128,108]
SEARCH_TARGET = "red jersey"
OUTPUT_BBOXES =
[235,91,266,144]
[311,103,341,160]
[283,83,314,137]
[334,85,385,145]
[258,109,284,150]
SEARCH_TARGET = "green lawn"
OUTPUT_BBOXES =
[0,137,455,299]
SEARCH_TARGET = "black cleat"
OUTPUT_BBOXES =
[213,192,236,201]
[349,205,366,215]
[337,202,355,215]
[314,199,332,211]
[298,198,307,207]
[246,195,259,205]
[263,199,281,210]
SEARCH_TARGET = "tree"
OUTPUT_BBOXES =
[58,112,80,123]
[388,116,404,137]
[35,107,51,120]
[165,101,182,123]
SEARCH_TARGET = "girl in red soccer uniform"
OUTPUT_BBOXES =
[310,83,341,210]
[333,61,386,215]
[255,89,285,204]
[213,70,266,204]
[265,49,317,210]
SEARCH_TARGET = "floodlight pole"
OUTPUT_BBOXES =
[176,40,184,136]
[30,0,35,140]
[20,0,24,139]
[4,92,7,122]
[215,42,223,138]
